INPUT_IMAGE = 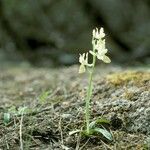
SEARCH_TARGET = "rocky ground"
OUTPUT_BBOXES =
[0,65,150,150]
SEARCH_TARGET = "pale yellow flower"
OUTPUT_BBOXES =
[79,64,86,74]
[79,27,111,74]
[79,53,88,73]
[79,53,92,73]
[79,53,88,65]
[97,53,111,63]
[91,28,111,63]
[92,28,105,40]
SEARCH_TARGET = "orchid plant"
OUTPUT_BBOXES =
[70,28,112,141]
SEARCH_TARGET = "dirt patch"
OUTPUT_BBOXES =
[0,66,149,149]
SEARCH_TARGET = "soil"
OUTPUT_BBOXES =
[0,65,150,150]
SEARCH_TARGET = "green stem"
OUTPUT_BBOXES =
[85,46,96,134]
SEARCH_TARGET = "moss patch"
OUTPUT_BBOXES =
[107,71,150,86]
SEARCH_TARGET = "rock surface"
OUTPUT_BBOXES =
[0,66,149,149]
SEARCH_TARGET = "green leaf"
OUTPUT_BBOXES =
[8,106,16,114]
[39,91,50,104]
[81,129,95,137]
[3,113,11,125]
[8,106,30,116]
[89,118,110,129]
[96,118,110,125]
[17,106,29,115]
[94,128,113,141]
[89,120,96,128]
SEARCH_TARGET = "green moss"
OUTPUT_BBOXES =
[107,71,150,86]
[123,89,135,101]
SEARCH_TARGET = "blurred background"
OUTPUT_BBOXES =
[0,0,150,67]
